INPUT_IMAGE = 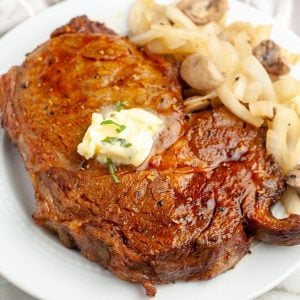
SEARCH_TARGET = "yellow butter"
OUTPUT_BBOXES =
[77,108,163,167]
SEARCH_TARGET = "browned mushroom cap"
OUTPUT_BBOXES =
[180,54,224,92]
[177,0,228,25]
[253,40,290,77]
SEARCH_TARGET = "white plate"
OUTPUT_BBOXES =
[0,1,300,299]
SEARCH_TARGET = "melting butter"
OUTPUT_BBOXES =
[77,108,164,167]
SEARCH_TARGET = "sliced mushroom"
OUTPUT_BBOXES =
[180,54,224,92]
[253,39,290,77]
[177,0,228,25]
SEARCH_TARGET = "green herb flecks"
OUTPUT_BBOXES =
[115,101,128,112]
[101,120,126,133]
[106,157,120,184]
[102,137,132,148]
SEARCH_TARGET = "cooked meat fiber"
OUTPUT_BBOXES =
[1,16,300,296]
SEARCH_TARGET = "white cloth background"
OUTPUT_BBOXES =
[0,0,299,299]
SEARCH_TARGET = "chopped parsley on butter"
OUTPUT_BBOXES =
[77,108,164,168]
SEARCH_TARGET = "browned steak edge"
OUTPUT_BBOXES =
[51,15,116,38]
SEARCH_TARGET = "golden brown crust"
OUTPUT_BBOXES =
[0,17,299,292]
[3,32,183,173]
[51,15,116,38]
[31,108,289,284]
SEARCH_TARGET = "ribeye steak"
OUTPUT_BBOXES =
[1,16,300,296]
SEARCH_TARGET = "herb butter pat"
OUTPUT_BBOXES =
[77,108,164,167]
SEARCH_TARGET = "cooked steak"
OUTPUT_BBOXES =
[1,16,300,296]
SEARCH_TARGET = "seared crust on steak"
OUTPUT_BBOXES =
[51,15,116,38]
[1,16,300,292]
[1,16,183,176]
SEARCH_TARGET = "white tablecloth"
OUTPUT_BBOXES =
[0,0,299,299]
